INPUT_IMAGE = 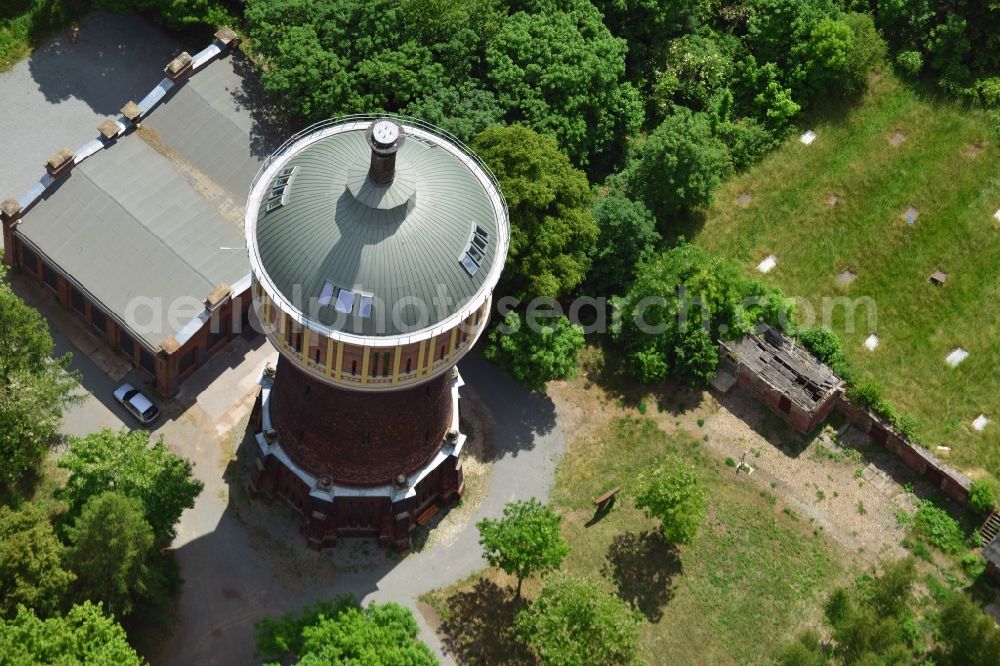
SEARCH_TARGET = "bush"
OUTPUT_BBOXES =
[968,479,998,514]
[624,107,733,221]
[912,500,965,555]
[960,553,986,578]
[896,49,924,77]
[976,77,1000,108]
[797,327,855,382]
[714,117,779,172]
[484,312,585,393]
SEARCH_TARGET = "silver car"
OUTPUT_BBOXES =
[113,383,160,425]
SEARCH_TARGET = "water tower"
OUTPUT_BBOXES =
[245,117,508,549]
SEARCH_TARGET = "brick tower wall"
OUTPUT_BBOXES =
[268,355,453,486]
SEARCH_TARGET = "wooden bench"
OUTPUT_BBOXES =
[593,487,621,511]
[416,503,440,526]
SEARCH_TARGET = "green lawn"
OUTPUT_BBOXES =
[696,73,1000,480]
[426,415,848,665]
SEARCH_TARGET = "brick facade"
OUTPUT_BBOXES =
[4,235,252,396]
[268,356,453,486]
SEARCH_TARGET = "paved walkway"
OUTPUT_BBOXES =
[148,347,564,666]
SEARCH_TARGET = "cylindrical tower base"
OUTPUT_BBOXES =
[248,361,467,550]
[269,355,452,486]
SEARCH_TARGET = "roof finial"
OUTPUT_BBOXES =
[367,119,404,186]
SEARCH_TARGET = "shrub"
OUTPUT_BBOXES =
[484,312,585,393]
[960,553,986,578]
[896,50,924,77]
[976,77,1000,108]
[797,327,854,382]
[912,500,965,555]
[968,479,998,514]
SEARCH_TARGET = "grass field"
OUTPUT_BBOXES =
[696,73,1000,480]
[425,415,848,664]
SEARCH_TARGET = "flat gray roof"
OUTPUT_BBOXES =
[14,54,261,350]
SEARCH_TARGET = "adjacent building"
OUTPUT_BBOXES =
[0,36,260,396]
[247,117,509,549]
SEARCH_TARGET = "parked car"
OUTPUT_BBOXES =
[113,383,160,425]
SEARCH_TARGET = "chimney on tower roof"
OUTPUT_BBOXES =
[367,120,404,187]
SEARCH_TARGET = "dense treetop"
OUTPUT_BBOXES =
[255,595,437,665]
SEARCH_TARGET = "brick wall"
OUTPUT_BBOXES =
[268,356,454,485]
[835,395,972,505]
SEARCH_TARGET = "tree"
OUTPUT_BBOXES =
[244,0,452,122]
[0,503,74,617]
[614,241,793,385]
[404,81,503,143]
[634,461,706,545]
[592,0,708,85]
[485,312,585,393]
[819,558,917,663]
[0,267,78,486]
[650,34,734,118]
[516,574,641,666]
[65,492,156,618]
[586,191,661,296]
[471,125,598,302]
[937,592,1000,666]
[59,428,202,544]
[477,499,570,598]
[485,0,643,166]
[255,595,436,665]
[93,0,230,31]
[623,107,732,222]
[0,602,143,665]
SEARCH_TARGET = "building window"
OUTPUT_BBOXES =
[90,307,106,333]
[120,333,135,358]
[71,289,86,315]
[439,345,446,361]
[351,360,357,375]
[179,348,197,374]
[140,349,156,376]
[382,352,390,377]
[406,358,412,374]
[207,316,227,350]
[370,353,378,377]
[42,264,58,291]
[21,246,38,273]
[314,348,321,364]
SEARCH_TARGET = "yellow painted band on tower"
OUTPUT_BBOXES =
[391,345,402,384]
[326,337,334,377]
[447,327,458,362]
[360,347,370,384]
[416,340,426,377]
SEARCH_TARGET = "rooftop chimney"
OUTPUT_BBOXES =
[367,120,404,187]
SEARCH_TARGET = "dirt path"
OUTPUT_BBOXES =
[548,374,921,568]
